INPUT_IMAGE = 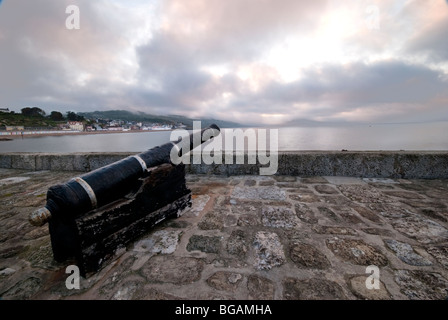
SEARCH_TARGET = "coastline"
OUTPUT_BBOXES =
[0,129,174,140]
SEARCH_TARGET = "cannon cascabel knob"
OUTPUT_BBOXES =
[29,207,52,226]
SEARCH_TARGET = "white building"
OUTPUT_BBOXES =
[68,121,84,131]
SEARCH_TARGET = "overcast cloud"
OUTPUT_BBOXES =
[0,0,447,125]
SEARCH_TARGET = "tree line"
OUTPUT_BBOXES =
[19,107,85,122]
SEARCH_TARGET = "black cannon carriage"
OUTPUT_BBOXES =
[29,124,220,276]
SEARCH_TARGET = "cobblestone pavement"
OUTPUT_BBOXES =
[1,168,448,300]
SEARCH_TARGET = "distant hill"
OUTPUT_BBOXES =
[78,110,244,129]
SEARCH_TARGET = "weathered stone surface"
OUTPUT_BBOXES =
[232,186,286,201]
[419,209,447,222]
[226,229,248,259]
[283,278,346,300]
[289,242,331,269]
[187,235,221,254]
[258,180,275,186]
[349,275,391,300]
[198,211,224,230]
[352,206,383,223]
[247,275,275,300]
[391,215,448,244]
[326,238,388,266]
[295,203,318,224]
[0,277,42,300]
[320,195,352,206]
[274,176,297,182]
[317,207,340,222]
[312,225,358,236]
[384,239,432,266]
[333,206,364,224]
[261,206,300,229]
[338,185,394,203]
[289,194,321,203]
[206,271,243,292]
[300,177,329,184]
[141,256,204,284]
[109,280,143,300]
[0,176,30,186]
[383,191,425,200]
[314,185,339,194]
[237,214,261,226]
[394,270,448,300]
[138,287,184,300]
[183,194,210,217]
[244,180,256,186]
[133,230,182,254]
[253,231,285,270]
[361,228,394,237]
[368,203,413,219]
[2,166,448,300]
[426,246,448,269]
[0,268,16,276]
[363,178,399,184]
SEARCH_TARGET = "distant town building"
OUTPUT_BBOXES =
[68,121,84,131]
[5,125,24,131]
[0,108,10,113]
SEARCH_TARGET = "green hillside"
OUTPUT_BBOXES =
[78,110,244,129]
[0,112,60,129]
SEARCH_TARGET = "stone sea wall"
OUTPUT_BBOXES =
[0,151,447,179]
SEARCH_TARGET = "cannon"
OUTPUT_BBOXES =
[29,124,220,275]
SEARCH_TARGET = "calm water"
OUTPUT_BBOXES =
[1,122,447,153]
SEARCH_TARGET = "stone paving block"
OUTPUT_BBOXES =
[133,230,182,254]
[261,206,300,229]
[326,238,388,266]
[394,269,448,300]
[253,231,285,270]
[314,184,340,194]
[289,242,331,269]
[289,193,321,203]
[426,246,448,269]
[295,203,318,224]
[232,186,286,201]
[283,278,347,300]
[384,239,432,266]
[0,276,42,300]
[198,211,224,230]
[247,275,275,300]
[141,256,204,284]
[349,275,391,300]
[206,271,243,292]
[352,205,383,223]
[226,229,248,259]
[391,215,448,244]
[183,195,210,217]
[187,235,221,253]
[338,185,394,203]
[323,176,365,185]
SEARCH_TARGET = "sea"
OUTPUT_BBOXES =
[0,121,447,153]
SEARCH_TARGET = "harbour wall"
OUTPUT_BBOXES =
[1,151,447,179]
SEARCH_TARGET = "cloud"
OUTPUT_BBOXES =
[0,0,447,125]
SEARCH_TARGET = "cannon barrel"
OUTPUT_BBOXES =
[29,124,220,226]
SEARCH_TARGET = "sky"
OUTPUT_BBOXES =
[0,0,447,125]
